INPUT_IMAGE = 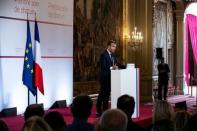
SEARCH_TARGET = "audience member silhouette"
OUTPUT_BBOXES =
[117,94,145,131]
[153,100,174,123]
[24,104,44,121]
[0,120,9,131]
[21,116,52,131]
[152,119,175,131]
[146,100,174,131]
[174,111,190,131]
[99,109,128,131]
[68,95,93,131]
[189,113,197,131]
[44,111,67,131]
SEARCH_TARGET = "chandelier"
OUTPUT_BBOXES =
[131,27,143,44]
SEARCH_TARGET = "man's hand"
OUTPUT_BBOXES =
[112,64,118,70]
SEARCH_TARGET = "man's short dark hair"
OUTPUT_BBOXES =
[117,95,135,117]
[71,95,93,119]
[44,111,67,130]
[24,104,44,121]
[107,40,116,46]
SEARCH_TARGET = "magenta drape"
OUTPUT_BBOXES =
[185,14,197,85]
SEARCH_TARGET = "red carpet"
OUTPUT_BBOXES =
[0,104,153,131]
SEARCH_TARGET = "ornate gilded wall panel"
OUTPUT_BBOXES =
[74,0,123,82]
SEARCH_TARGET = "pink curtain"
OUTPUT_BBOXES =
[185,14,197,85]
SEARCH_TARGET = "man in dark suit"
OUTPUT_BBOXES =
[157,57,170,100]
[96,40,122,117]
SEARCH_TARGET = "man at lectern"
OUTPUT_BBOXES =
[157,57,170,100]
[96,40,125,117]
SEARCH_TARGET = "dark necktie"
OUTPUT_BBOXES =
[110,54,114,65]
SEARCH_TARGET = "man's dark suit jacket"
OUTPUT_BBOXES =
[99,50,125,80]
[127,118,145,131]
[99,50,117,84]
[157,63,170,83]
[68,119,94,131]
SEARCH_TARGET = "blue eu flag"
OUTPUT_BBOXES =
[22,20,37,96]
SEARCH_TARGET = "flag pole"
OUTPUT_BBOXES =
[27,12,30,106]
[35,12,38,104]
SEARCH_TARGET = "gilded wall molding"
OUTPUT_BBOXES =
[174,0,186,91]
[126,0,153,102]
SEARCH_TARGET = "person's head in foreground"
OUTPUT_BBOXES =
[21,116,52,131]
[71,94,93,120]
[44,111,67,131]
[117,94,135,119]
[24,104,44,121]
[98,109,128,131]
[0,120,9,131]
[153,100,174,123]
[174,111,190,131]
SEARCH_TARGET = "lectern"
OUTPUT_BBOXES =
[111,67,140,118]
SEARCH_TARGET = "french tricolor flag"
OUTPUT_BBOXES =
[34,20,44,95]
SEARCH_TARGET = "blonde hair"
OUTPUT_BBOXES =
[153,100,174,123]
[21,116,52,131]
[174,111,190,131]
